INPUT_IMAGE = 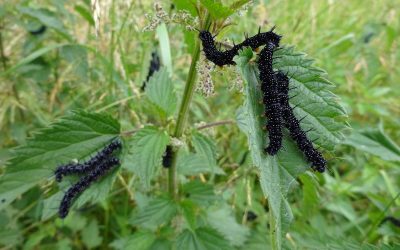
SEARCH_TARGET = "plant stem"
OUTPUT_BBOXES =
[168,14,211,199]
[269,203,278,250]
[0,23,7,70]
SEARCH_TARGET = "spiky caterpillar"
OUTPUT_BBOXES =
[258,42,283,155]
[141,51,161,91]
[162,145,173,168]
[275,72,326,172]
[198,27,282,66]
[55,140,122,182]
[58,157,120,218]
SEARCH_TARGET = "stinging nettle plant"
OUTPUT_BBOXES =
[0,1,348,249]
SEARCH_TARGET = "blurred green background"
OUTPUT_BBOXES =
[0,0,399,249]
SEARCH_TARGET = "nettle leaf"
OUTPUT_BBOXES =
[299,173,320,218]
[172,0,197,15]
[149,239,173,250]
[206,204,250,247]
[146,68,177,117]
[130,196,177,230]
[273,46,348,150]
[229,0,252,11]
[176,131,225,175]
[177,152,224,175]
[180,200,198,230]
[74,4,95,26]
[81,219,103,249]
[157,24,173,75]
[0,110,120,210]
[182,181,218,206]
[199,0,234,20]
[235,47,347,249]
[110,230,156,250]
[192,132,218,169]
[123,126,170,188]
[176,227,231,250]
[42,191,64,220]
[343,127,400,162]
[18,7,71,40]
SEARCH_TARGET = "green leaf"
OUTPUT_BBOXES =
[191,132,218,170]
[176,131,225,175]
[74,4,95,26]
[199,0,234,20]
[123,126,170,188]
[150,239,173,250]
[182,181,218,206]
[177,152,224,175]
[176,230,199,250]
[0,228,22,247]
[343,127,400,162]
[240,227,270,250]
[81,219,103,248]
[146,68,177,117]
[180,200,198,230]
[176,227,231,250]
[60,45,89,80]
[234,47,347,249]
[273,46,348,151]
[172,0,197,15]
[0,110,120,210]
[18,7,71,40]
[196,227,232,250]
[42,191,64,220]
[206,204,250,246]
[130,196,177,230]
[110,230,156,250]
[299,173,320,218]
[1,44,68,76]
[157,23,173,75]
[229,0,251,11]
[61,213,88,232]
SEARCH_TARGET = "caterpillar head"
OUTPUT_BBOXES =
[199,30,214,44]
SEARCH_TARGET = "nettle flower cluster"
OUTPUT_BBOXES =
[143,2,199,32]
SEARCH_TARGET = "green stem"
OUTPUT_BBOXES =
[269,203,278,250]
[168,14,211,199]
[0,23,7,70]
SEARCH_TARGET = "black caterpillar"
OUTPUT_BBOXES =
[58,157,120,218]
[141,51,161,91]
[198,27,281,67]
[258,42,283,155]
[29,25,47,35]
[162,145,173,168]
[199,27,284,154]
[381,216,400,228]
[276,72,326,172]
[246,210,258,222]
[198,26,327,172]
[55,140,122,182]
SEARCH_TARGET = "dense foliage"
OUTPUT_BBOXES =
[0,0,399,249]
